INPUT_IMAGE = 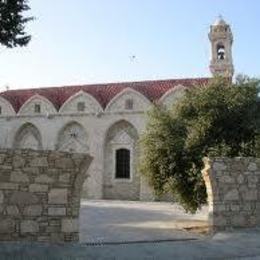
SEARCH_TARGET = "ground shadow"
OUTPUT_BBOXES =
[79,200,209,243]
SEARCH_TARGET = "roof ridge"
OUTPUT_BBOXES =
[0,77,210,112]
[1,77,211,93]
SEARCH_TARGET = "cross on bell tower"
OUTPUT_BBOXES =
[209,16,234,78]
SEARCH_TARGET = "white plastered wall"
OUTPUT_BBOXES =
[0,89,182,200]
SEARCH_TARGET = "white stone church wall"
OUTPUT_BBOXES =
[0,88,185,200]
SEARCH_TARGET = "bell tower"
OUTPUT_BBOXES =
[209,16,234,78]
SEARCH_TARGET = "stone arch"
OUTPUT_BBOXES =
[18,94,57,115]
[159,85,186,108]
[105,88,152,112]
[0,96,16,116]
[216,42,226,60]
[13,123,43,150]
[103,120,139,200]
[59,91,103,114]
[56,121,89,153]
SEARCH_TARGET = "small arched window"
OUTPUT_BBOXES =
[115,148,130,179]
[34,104,41,113]
[125,99,134,110]
[217,44,225,60]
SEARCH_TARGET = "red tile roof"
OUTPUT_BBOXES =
[0,78,210,112]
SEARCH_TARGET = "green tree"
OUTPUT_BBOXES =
[139,76,260,213]
[0,0,33,48]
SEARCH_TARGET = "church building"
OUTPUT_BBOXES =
[0,17,234,200]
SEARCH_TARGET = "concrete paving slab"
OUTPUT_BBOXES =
[0,229,260,260]
[79,200,209,243]
[0,200,259,259]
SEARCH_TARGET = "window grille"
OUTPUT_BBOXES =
[34,104,41,113]
[125,99,134,110]
[77,102,85,112]
[115,148,130,179]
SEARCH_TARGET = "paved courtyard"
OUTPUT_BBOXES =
[79,200,209,243]
[0,200,260,259]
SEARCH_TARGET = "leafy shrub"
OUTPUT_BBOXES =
[139,76,260,213]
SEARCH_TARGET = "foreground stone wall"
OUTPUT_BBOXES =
[0,149,92,242]
[203,158,260,231]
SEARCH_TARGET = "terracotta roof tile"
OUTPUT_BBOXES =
[0,78,210,112]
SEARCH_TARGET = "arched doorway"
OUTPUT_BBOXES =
[103,120,139,200]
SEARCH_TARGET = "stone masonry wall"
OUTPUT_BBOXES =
[0,149,92,242]
[203,158,260,231]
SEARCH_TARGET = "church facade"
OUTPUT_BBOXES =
[0,17,234,200]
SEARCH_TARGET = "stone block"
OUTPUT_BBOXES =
[213,162,227,171]
[244,190,257,201]
[242,203,251,211]
[29,184,48,193]
[0,154,6,164]
[61,218,78,233]
[230,204,240,211]
[237,174,244,184]
[249,216,257,226]
[214,204,226,212]
[48,189,68,204]
[0,191,4,204]
[231,162,245,172]
[59,173,71,183]
[10,171,29,183]
[48,207,66,216]
[21,220,39,233]
[49,219,61,226]
[0,183,19,190]
[30,157,48,167]
[55,158,74,169]
[37,236,51,242]
[13,156,25,168]
[213,215,227,227]
[46,225,61,233]
[248,176,258,185]
[9,191,39,206]
[257,209,260,225]
[231,215,246,227]
[23,205,42,216]
[35,174,54,184]
[224,189,239,201]
[219,175,234,184]
[248,162,257,171]
[0,219,15,233]
[47,169,60,175]
[51,233,64,242]
[23,167,40,175]
[6,205,19,216]
[0,165,12,170]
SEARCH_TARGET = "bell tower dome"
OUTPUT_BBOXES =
[209,16,234,78]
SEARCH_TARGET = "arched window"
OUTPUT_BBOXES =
[13,123,42,150]
[217,44,225,60]
[115,148,130,179]
[56,122,89,153]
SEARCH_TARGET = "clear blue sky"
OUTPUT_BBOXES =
[0,0,259,90]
